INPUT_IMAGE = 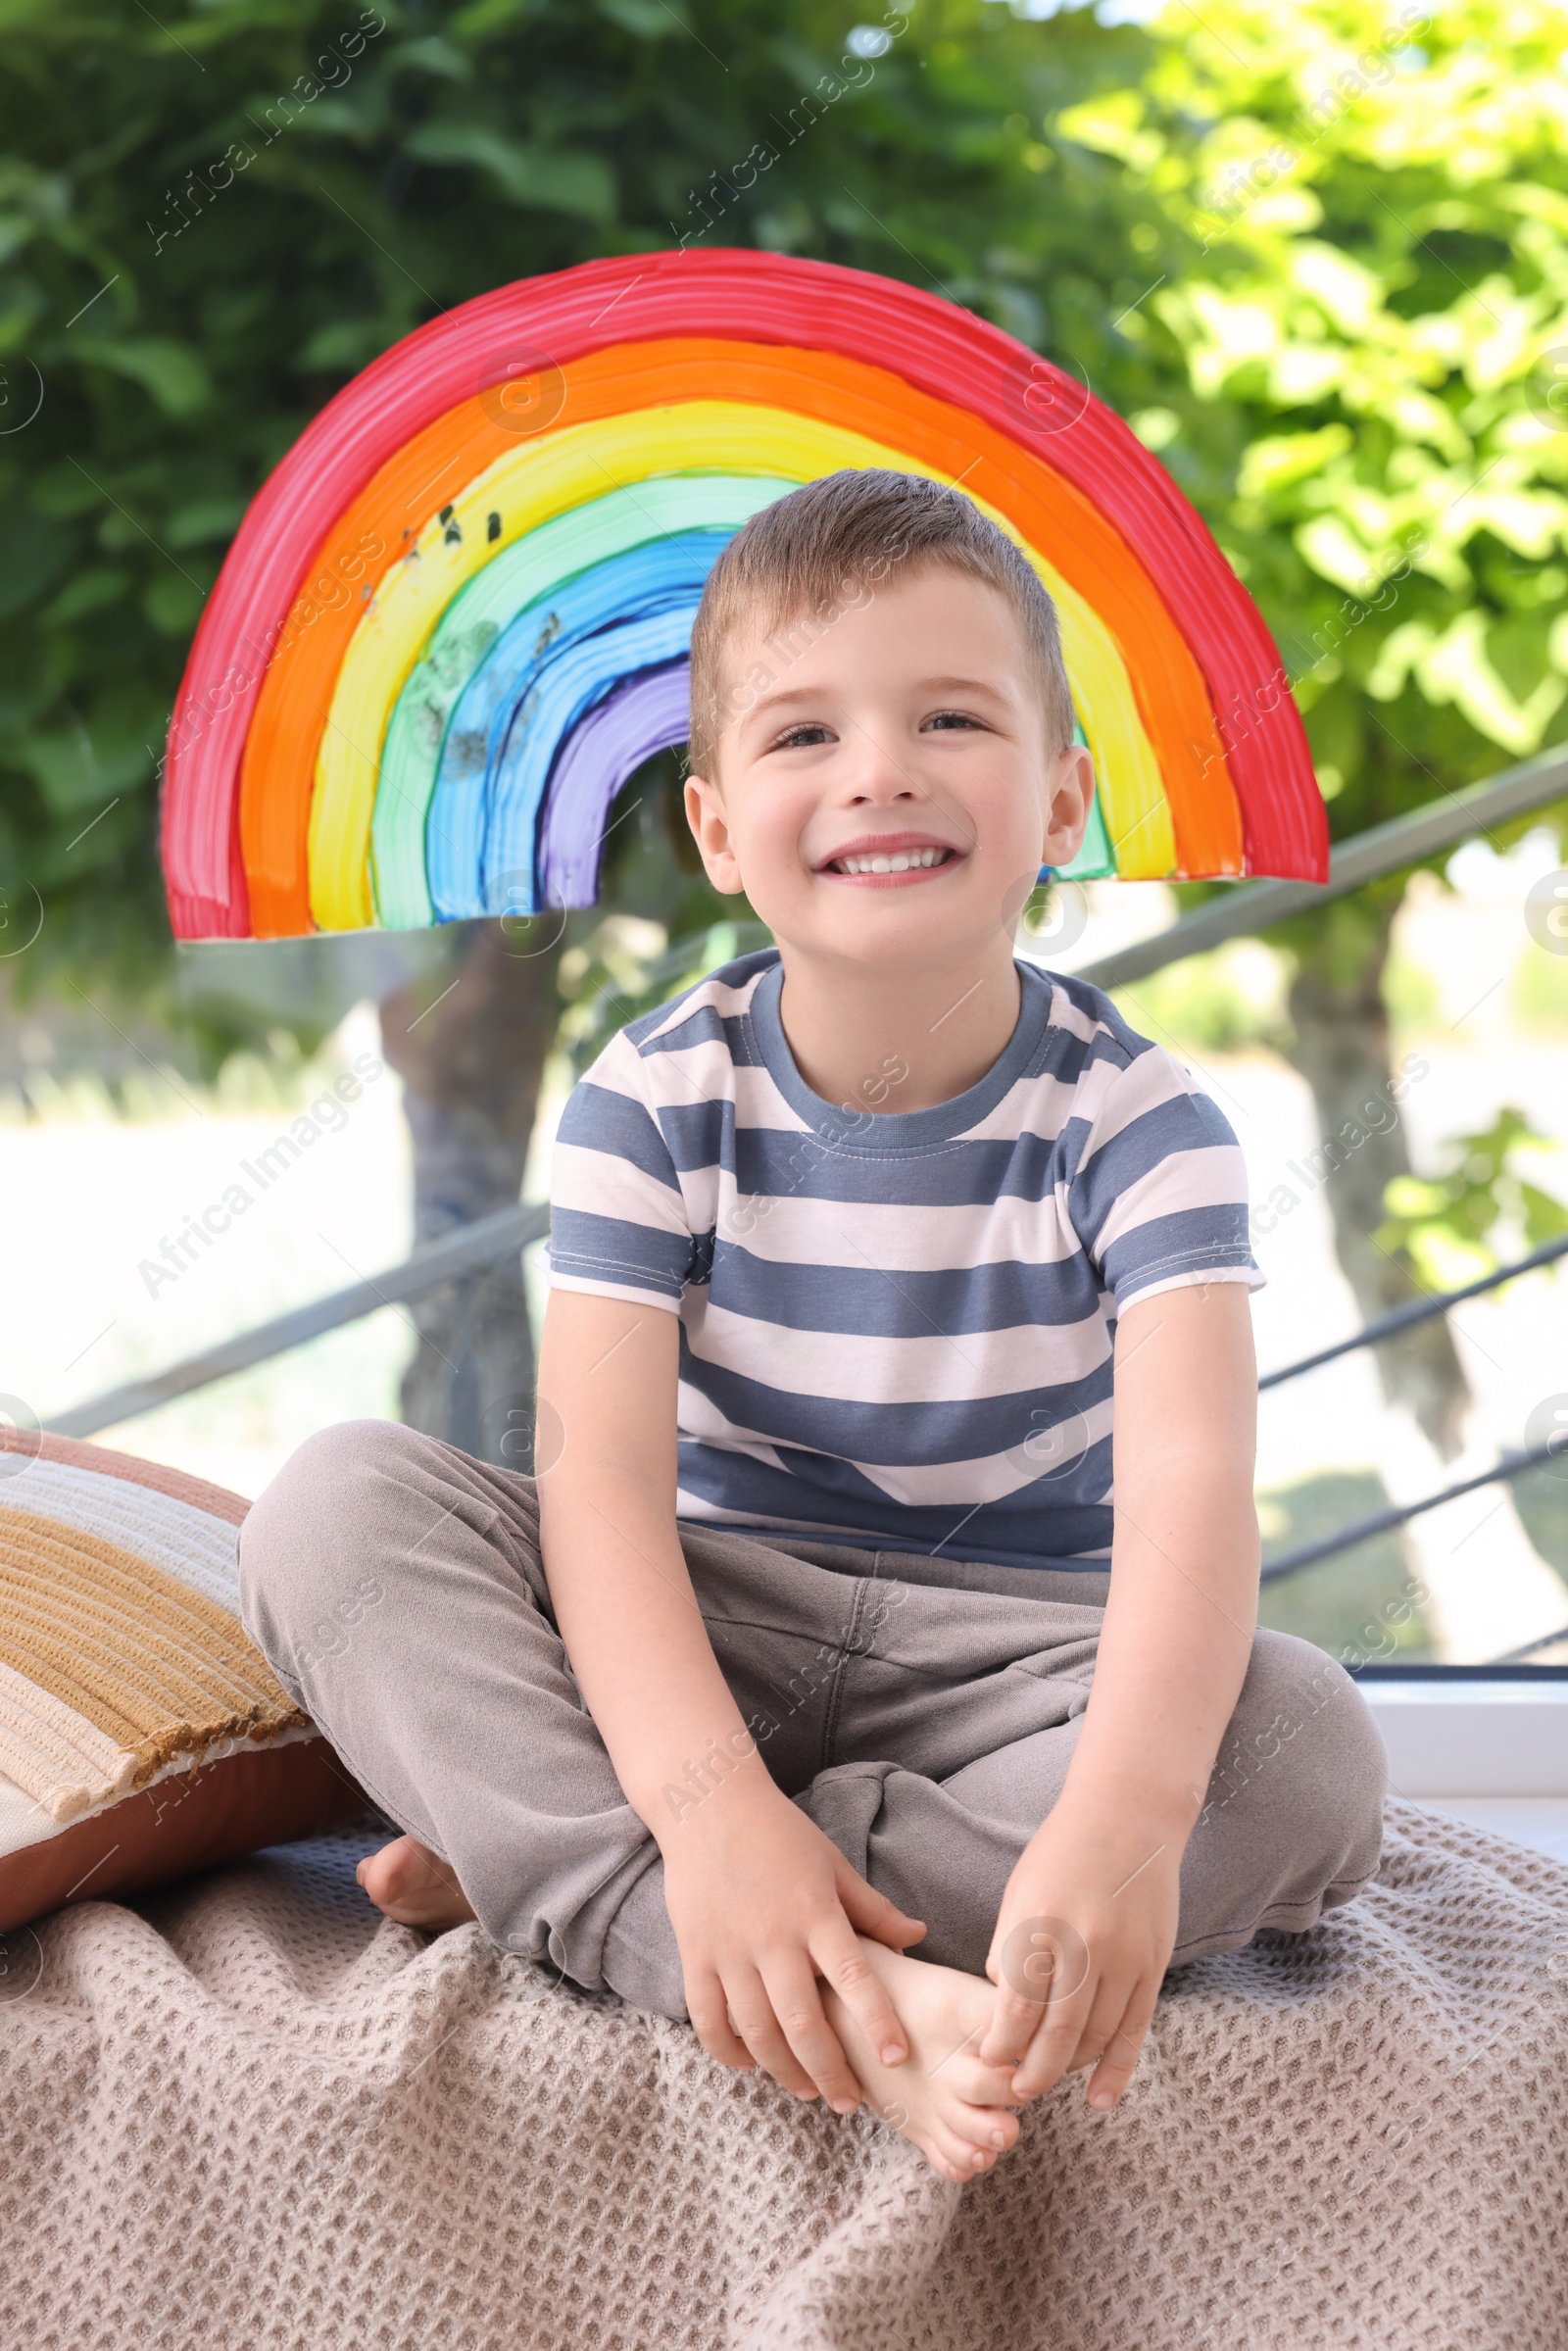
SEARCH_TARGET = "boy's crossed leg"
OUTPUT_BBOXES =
[241,1419,1386,2178]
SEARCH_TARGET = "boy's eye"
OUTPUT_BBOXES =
[768,721,836,751]
[922,709,986,732]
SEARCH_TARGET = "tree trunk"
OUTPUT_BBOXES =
[1284,896,1568,1658]
[378,920,562,1472]
[1285,901,1468,1456]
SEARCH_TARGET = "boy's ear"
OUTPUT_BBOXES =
[1040,745,1095,870]
[683,773,747,897]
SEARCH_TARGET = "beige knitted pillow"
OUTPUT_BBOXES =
[0,1429,366,1931]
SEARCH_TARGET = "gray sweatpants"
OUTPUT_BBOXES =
[239,1419,1387,2022]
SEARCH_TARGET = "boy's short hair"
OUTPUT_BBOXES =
[687,468,1076,776]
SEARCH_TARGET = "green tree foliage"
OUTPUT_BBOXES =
[1057,0,1568,832]
[1379,1103,1568,1285]
[0,0,1157,1055]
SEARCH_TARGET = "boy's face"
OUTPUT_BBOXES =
[684,565,1094,971]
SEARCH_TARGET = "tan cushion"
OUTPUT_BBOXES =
[0,1430,367,1930]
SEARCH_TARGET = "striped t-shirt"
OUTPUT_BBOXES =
[547,948,1260,1575]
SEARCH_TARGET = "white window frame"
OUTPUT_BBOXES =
[1360,1679,1568,1796]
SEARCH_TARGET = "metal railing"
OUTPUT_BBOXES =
[1258,1437,1566,1584]
[1256,1231,1568,1393]
[1074,740,1568,992]
[47,1201,549,1440]
[1250,1231,1568,1658]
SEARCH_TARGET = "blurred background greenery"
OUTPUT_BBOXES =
[3,0,1568,1653]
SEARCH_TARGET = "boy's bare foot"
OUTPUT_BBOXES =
[357,1834,477,1931]
[821,1938,1023,2185]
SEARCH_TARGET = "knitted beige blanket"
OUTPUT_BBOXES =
[2,1797,1564,2350]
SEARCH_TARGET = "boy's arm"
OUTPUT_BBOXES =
[976,1279,1260,2104]
[535,1287,923,2107]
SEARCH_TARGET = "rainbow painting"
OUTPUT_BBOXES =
[159,251,1327,941]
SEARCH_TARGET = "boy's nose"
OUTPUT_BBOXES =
[841,731,921,804]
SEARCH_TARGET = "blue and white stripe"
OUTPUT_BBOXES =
[548,949,1260,1573]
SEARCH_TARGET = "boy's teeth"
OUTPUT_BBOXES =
[835,848,946,874]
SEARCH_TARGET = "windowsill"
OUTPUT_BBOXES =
[1356,1675,1568,1798]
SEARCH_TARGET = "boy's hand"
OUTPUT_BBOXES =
[660,1767,927,2111]
[976,1798,1181,2110]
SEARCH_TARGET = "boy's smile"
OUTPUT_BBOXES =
[814,831,961,886]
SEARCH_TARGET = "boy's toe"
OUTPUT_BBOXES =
[929,2120,993,2179]
[950,2099,1016,2155]
[948,2054,1026,2111]
[926,2131,976,2182]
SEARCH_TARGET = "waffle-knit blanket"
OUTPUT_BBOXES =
[2,1797,1564,2350]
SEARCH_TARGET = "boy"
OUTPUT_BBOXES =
[241,471,1386,2185]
